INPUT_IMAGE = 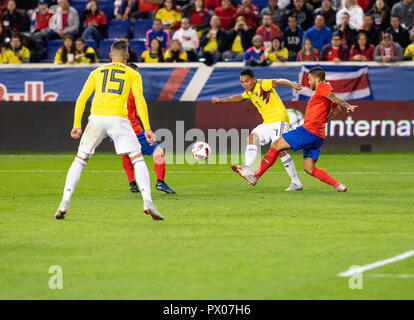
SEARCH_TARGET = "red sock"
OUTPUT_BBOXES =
[122,154,135,183]
[254,148,279,178]
[153,154,166,181]
[311,167,339,188]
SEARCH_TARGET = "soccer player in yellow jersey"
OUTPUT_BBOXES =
[55,40,163,220]
[212,68,303,191]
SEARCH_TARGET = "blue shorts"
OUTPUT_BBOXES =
[282,126,325,161]
[137,131,158,156]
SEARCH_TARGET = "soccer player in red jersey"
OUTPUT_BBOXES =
[235,67,358,191]
[122,63,176,194]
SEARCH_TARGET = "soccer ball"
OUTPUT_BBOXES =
[192,141,211,161]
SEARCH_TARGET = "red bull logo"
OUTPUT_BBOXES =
[0,81,58,101]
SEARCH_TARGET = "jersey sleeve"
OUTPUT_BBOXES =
[73,71,95,128]
[261,79,273,91]
[317,83,333,98]
[130,70,151,130]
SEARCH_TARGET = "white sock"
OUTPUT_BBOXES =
[62,157,86,202]
[245,144,258,169]
[132,156,152,202]
[280,154,301,185]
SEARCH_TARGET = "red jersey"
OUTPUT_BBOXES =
[190,8,209,26]
[83,11,107,28]
[327,47,339,61]
[127,91,143,135]
[303,82,336,139]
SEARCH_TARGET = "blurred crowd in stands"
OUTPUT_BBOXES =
[0,0,414,64]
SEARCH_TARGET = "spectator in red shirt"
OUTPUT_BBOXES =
[27,0,53,41]
[213,0,236,31]
[236,0,259,29]
[204,0,220,10]
[319,31,349,61]
[181,0,210,32]
[256,13,282,49]
[132,0,163,20]
[81,0,107,42]
[297,38,319,61]
[349,31,375,61]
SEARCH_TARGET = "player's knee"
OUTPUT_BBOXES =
[153,146,164,157]
[76,152,90,162]
[248,133,258,145]
[128,151,142,161]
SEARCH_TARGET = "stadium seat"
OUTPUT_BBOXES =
[133,19,153,39]
[129,39,146,60]
[107,20,131,39]
[70,0,86,17]
[47,39,63,61]
[84,39,97,50]
[252,0,269,9]
[98,1,115,20]
[98,39,115,61]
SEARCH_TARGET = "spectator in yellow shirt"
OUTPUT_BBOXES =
[54,35,76,64]
[165,39,187,62]
[404,42,414,61]
[74,38,99,63]
[0,33,30,64]
[265,36,288,62]
[141,38,165,62]
[155,0,182,32]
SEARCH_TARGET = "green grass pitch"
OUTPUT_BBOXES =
[1,152,414,299]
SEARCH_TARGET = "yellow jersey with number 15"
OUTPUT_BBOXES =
[73,62,150,130]
[241,79,289,124]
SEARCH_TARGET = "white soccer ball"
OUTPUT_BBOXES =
[192,141,211,161]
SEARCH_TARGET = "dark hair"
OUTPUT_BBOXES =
[127,62,138,70]
[300,38,316,61]
[309,67,325,81]
[75,37,85,44]
[240,68,255,78]
[332,31,341,38]
[111,39,128,54]
[60,35,75,63]
[149,38,164,62]
[390,15,400,20]
[355,31,369,51]
[88,0,100,15]
[164,0,177,10]
[270,36,282,52]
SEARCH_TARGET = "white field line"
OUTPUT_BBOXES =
[338,250,414,277]
[1,169,414,175]
[365,274,414,278]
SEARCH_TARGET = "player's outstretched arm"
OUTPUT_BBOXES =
[327,92,358,113]
[327,105,341,121]
[212,95,245,103]
[272,79,302,91]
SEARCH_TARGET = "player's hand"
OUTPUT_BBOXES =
[71,128,82,139]
[145,129,156,146]
[212,97,221,103]
[347,105,358,113]
[291,82,302,91]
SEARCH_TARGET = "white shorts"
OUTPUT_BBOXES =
[78,115,141,155]
[251,121,291,145]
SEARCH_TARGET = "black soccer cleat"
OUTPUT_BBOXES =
[155,180,176,194]
[129,180,139,193]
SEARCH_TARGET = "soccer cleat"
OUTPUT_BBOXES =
[336,183,347,192]
[285,183,303,191]
[143,200,164,220]
[231,165,258,186]
[155,180,176,194]
[129,180,139,193]
[55,200,69,220]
